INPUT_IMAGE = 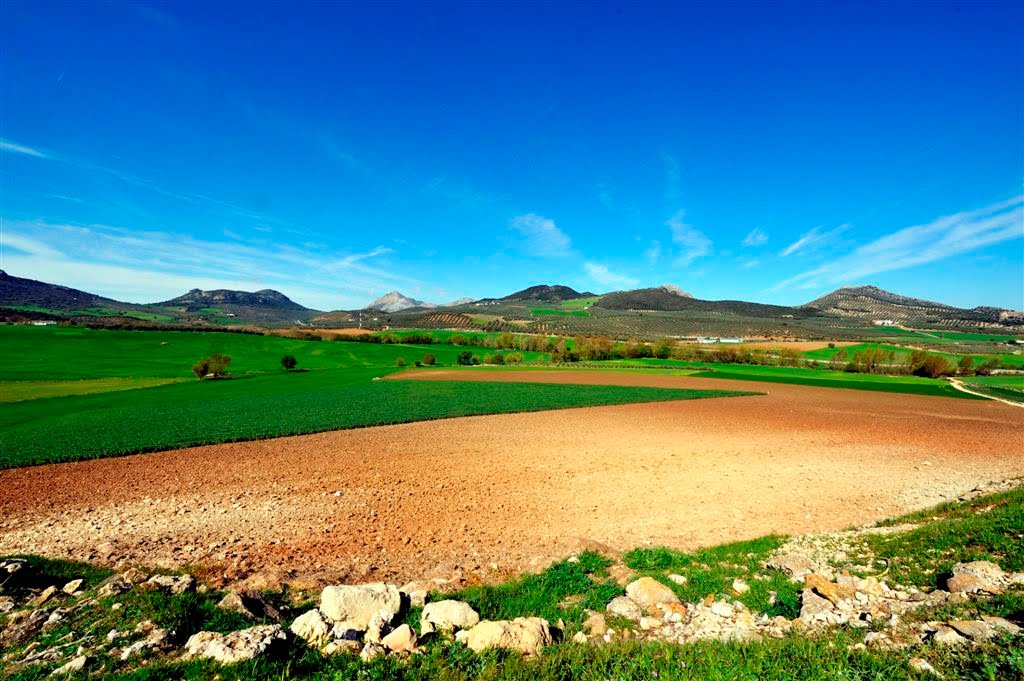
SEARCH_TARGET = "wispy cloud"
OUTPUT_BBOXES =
[742,228,768,247]
[584,262,638,289]
[644,240,662,263]
[666,210,712,266]
[0,138,50,159]
[0,219,412,309]
[770,196,1024,292]
[780,224,848,257]
[739,258,760,269]
[508,213,573,258]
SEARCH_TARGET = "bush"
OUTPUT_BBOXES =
[395,357,406,367]
[192,353,231,379]
[280,355,297,371]
[457,351,475,366]
[422,353,436,366]
[484,353,505,365]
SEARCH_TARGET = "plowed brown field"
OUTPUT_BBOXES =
[1,370,1021,590]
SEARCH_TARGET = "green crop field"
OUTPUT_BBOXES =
[801,342,1024,368]
[0,326,749,468]
[530,307,589,317]
[961,374,1024,403]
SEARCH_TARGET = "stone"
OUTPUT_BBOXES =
[142,574,195,595]
[183,624,287,664]
[932,626,968,646]
[668,574,688,586]
[732,579,750,594]
[289,609,332,649]
[583,612,607,636]
[766,553,814,581]
[120,568,148,585]
[381,624,418,654]
[364,609,395,644]
[639,616,661,630]
[217,590,282,621]
[980,615,1022,635]
[571,631,588,644]
[120,626,171,659]
[1,608,49,646]
[319,583,402,631]
[359,642,385,662]
[606,596,642,621]
[97,576,130,598]
[946,561,1005,594]
[30,586,58,607]
[909,657,943,678]
[948,620,995,641]
[61,580,84,596]
[455,617,552,655]
[805,574,856,606]
[322,640,362,656]
[710,601,734,618]
[49,655,87,676]
[625,577,680,610]
[1,559,26,574]
[400,578,452,608]
[420,600,480,635]
[798,589,834,622]
[0,597,15,613]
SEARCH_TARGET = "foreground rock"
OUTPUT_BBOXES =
[455,617,552,655]
[625,577,680,611]
[319,584,402,631]
[420,600,480,634]
[183,625,287,664]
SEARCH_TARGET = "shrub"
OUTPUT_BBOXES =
[395,357,406,367]
[912,354,953,378]
[484,353,505,365]
[957,356,974,376]
[506,352,524,364]
[422,353,436,366]
[192,353,231,380]
[457,351,474,366]
[280,355,297,371]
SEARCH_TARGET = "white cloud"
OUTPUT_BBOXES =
[0,219,411,310]
[770,196,1024,292]
[739,258,760,269]
[0,138,50,159]
[644,240,662,263]
[584,262,638,289]
[666,210,712,266]
[742,228,768,247]
[780,224,848,257]
[508,213,573,258]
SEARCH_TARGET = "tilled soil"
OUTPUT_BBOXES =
[1,371,1021,591]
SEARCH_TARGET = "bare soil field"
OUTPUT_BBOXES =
[1,371,1021,591]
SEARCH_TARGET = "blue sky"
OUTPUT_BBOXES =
[1,1,1022,310]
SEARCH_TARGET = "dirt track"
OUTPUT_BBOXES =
[1,371,1022,590]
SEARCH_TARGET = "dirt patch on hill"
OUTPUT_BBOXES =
[1,371,1021,591]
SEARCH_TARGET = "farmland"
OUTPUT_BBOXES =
[0,326,748,468]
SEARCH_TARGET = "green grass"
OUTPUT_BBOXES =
[0,368,749,468]
[623,536,801,619]
[0,377,181,402]
[560,296,600,310]
[530,307,589,317]
[802,342,1024,369]
[962,375,1024,403]
[861,486,1024,588]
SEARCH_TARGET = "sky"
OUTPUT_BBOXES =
[1,0,1022,311]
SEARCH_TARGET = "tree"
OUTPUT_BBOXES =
[422,353,436,366]
[653,339,673,360]
[957,356,974,376]
[281,355,297,371]
[457,350,474,366]
[192,353,232,380]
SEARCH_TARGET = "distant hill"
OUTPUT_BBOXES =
[447,297,475,306]
[501,284,596,302]
[0,270,130,311]
[367,291,436,313]
[160,288,308,310]
[805,286,1020,327]
[597,287,812,319]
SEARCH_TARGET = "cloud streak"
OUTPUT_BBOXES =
[0,138,50,159]
[584,262,638,289]
[0,219,411,309]
[780,224,848,257]
[666,210,712,266]
[770,196,1024,292]
[742,228,768,247]
[508,213,573,258]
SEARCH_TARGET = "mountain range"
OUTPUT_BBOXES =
[1,270,1020,335]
